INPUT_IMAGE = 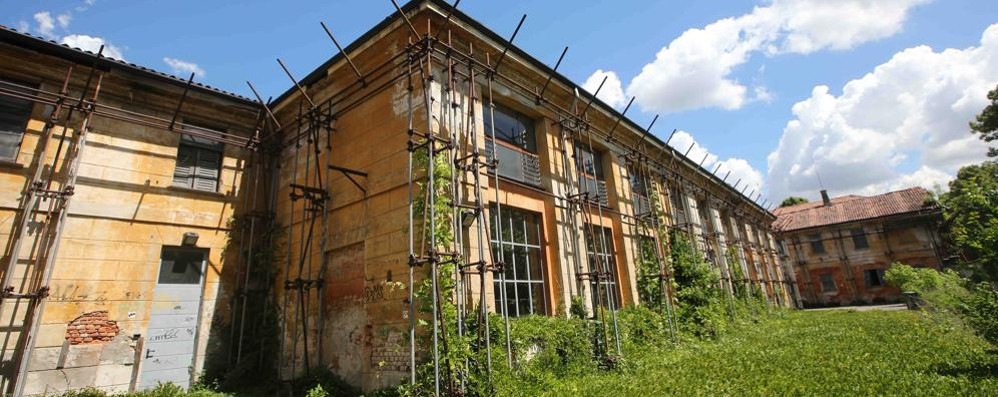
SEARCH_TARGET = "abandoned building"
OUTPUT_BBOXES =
[773,188,945,307]
[0,0,794,394]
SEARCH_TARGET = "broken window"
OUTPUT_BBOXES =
[484,102,541,186]
[575,142,608,206]
[864,268,885,288]
[809,233,825,254]
[490,206,546,317]
[485,102,536,152]
[629,166,651,216]
[0,79,35,161]
[819,273,836,293]
[173,122,224,192]
[851,227,869,250]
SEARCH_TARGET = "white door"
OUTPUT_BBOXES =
[139,247,207,390]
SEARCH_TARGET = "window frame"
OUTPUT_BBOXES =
[808,233,825,254]
[864,268,886,288]
[819,273,837,293]
[585,224,620,311]
[489,205,547,317]
[485,101,537,153]
[158,246,208,285]
[851,227,869,250]
[172,121,225,192]
[574,141,605,181]
[0,78,37,162]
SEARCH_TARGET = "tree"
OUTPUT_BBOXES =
[940,161,998,282]
[780,196,808,207]
[971,84,998,157]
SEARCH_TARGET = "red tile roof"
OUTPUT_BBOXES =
[772,187,937,232]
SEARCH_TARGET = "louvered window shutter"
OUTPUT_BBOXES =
[193,148,221,191]
[173,144,197,188]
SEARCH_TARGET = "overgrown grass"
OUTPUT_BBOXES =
[499,309,997,396]
[56,308,997,396]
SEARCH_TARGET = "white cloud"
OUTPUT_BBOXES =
[61,34,126,60]
[163,57,207,78]
[57,13,72,29]
[626,0,929,113]
[667,130,766,200]
[77,0,97,12]
[17,21,29,32]
[33,11,56,38]
[753,85,774,103]
[717,158,765,197]
[766,23,998,200]
[26,5,126,62]
[582,69,626,108]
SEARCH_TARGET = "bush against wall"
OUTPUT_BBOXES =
[885,263,998,345]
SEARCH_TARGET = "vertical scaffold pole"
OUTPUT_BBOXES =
[485,53,514,370]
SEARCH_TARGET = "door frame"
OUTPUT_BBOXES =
[140,245,209,388]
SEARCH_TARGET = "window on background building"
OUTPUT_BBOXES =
[809,233,825,254]
[851,227,869,250]
[490,206,546,317]
[0,80,35,161]
[173,122,224,192]
[585,225,619,310]
[864,268,885,288]
[819,273,836,292]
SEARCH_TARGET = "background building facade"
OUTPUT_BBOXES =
[773,188,945,307]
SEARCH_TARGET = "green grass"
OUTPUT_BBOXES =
[58,309,998,396]
[504,310,998,396]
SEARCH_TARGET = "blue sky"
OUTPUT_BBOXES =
[6,0,998,205]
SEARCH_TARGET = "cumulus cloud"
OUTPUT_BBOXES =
[26,5,126,61]
[33,11,57,38]
[57,13,72,29]
[582,69,627,109]
[61,34,126,60]
[163,57,206,78]
[625,0,929,113]
[766,23,998,200]
[668,130,766,201]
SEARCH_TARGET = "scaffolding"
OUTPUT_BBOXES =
[0,1,796,394]
[0,46,262,395]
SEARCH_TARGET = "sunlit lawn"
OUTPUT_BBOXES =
[516,309,998,396]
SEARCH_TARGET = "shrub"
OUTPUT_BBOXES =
[884,263,968,311]
[962,282,998,344]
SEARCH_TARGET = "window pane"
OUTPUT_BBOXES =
[851,228,869,249]
[172,145,197,188]
[489,206,545,317]
[530,282,546,314]
[0,85,34,160]
[484,103,535,152]
[159,249,204,285]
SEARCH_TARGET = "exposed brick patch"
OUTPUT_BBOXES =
[65,310,119,345]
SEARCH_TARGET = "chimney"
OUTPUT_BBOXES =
[820,190,831,206]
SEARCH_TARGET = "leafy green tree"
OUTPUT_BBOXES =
[779,196,808,207]
[970,84,998,157]
[940,161,998,282]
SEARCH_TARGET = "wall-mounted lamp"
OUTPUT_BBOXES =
[182,232,199,246]
[461,209,477,228]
